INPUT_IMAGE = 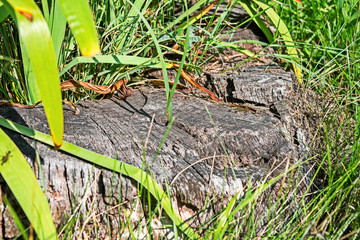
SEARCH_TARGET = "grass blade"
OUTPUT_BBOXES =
[0,130,57,240]
[237,0,274,42]
[252,0,302,83]
[49,0,67,65]
[57,0,100,57]
[212,190,243,239]
[161,0,214,35]
[217,41,261,60]
[117,0,146,51]
[124,0,172,117]
[3,0,63,147]
[2,197,29,240]
[20,39,41,104]
[176,0,220,35]
[59,55,173,77]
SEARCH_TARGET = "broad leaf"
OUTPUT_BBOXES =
[0,130,57,240]
[49,0,67,66]
[20,37,41,104]
[57,0,100,57]
[2,0,63,147]
[0,2,9,22]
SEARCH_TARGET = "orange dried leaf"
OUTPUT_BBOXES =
[150,80,189,90]
[172,64,220,102]
[61,79,132,96]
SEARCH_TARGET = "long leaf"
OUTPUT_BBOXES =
[0,116,200,239]
[59,55,173,77]
[0,2,9,22]
[237,0,274,42]
[40,0,49,22]
[49,0,67,66]
[212,190,243,239]
[252,0,302,83]
[57,0,100,57]
[217,41,261,60]
[20,37,41,104]
[2,0,63,147]
[0,130,57,240]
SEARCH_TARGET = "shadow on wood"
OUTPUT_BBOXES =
[0,66,321,239]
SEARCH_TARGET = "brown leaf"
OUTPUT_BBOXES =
[150,80,189,90]
[61,79,132,98]
[171,64,220,102]
[0,100,40,108]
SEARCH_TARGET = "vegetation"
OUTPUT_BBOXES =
[0,0,359,239]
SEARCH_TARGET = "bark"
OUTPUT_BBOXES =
[0,66,321,239]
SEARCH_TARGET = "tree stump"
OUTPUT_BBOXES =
[0,66,320,239]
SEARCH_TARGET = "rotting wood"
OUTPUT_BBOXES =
[0,66,321,239]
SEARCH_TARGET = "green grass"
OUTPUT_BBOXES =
[272,0,360,238]
[0,0,360,239]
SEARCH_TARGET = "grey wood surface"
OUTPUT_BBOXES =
[0,67,320,239]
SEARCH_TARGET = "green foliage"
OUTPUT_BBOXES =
[57,0,100,57]
[0,0,359,238]
[0,0,100,238]
[2,0,64,146]
[275,0,360,102]
[0,129,57,239]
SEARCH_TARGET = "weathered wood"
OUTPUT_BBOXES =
[0,67,320,238]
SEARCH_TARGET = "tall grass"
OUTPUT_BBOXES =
[271,0,360,238]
